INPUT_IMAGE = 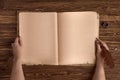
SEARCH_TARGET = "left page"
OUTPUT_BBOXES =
[19,12,58,65]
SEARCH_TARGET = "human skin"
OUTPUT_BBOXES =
[10,37,107,80]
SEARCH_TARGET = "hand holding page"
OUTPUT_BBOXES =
[18,11,99,65]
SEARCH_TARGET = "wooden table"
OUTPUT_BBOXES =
[0,0,120,80]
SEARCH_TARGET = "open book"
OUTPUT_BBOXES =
[18,11,99,65]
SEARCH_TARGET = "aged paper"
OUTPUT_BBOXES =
[19,12,58,65]
[58,12,99,65]
[19,12,99,65]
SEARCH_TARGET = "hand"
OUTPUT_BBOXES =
[95,38,109,61]
[12,37,23,61]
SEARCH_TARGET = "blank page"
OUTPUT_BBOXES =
[58,12,99,65]
[19,12,58,65]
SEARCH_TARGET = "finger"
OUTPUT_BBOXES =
[96,38,103,43]
[96,43,102,59]
[103,43,109,50]
[11,43,15,50]
[95,41,101,53]
[97,42,101,51]
[11,43,14,48]
[96,38,109,50]
[95,39,99,48]
[18,36,23,46]
[14,37,19,44]
[100,41,109,50]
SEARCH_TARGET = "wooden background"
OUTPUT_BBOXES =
[0,0,120,80]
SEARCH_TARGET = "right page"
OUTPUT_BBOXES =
[58,12,99,65]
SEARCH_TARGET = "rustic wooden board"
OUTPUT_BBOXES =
[0,0,120,80]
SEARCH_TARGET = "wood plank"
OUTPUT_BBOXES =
[100,15,120,21]
[0,15,16,24]
[99,36,120,42]
[0,10,16,16]
[0,0,5,9]
[0,65,94,80]
[3,1,120,15]
[0,10,16,24]
[0,38,15,43]
[0,24,16,32]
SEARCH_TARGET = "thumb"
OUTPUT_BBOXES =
[11,43,15,49]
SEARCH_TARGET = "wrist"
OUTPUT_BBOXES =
[13,58,22,63]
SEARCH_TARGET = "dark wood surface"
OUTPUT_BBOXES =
[0,0,120,80]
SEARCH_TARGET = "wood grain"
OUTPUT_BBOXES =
[0,0,120,80]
